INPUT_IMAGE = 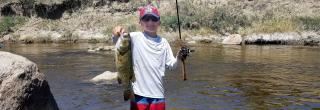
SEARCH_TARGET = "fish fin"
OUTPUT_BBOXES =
[131,74,136,82]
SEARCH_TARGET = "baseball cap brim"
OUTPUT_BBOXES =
[140,13,160,20]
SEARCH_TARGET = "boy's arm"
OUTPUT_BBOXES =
[165,42,178,70]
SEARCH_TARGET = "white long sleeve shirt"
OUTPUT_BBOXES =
[114,32,178,98]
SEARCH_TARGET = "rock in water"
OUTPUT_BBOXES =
[0,51,59,110]
[90,71,118,84]
[222,34,243,45]
[115,33,135,101]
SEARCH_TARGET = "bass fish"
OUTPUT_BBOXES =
[115,33,135,101]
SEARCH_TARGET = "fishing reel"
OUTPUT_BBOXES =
[179,46,195,60]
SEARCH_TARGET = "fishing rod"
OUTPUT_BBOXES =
[175,0,188,81]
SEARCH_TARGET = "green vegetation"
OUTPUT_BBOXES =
[161,15,179,31]
[297,16,320,31]
[239,18,299,35]
[0,16,27,34]
[158,0,320,35]
[209,7,251,34]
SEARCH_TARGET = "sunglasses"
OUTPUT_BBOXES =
[141,15,160,22]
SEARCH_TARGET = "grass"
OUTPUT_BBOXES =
[209,7,251,34]
[296,16,320,31]
[239,18,299,35]
[103,15,140,35]
[158,0,320,35]
[0,16,27,34]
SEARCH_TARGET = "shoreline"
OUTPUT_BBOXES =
[1,31,319,46]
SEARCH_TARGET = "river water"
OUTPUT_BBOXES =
[1,43,320,110]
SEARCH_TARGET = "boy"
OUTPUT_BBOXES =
[112,5,185,110]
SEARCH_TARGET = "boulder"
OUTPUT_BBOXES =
[222,34,242,45]
[0,51,59,110]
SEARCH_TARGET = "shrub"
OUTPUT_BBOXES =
[209,7,251,34]
[0,16,27,34]
[297,16,320,31]
[161,15,179,31]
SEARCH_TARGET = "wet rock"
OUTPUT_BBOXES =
[244,32,301,45]
[90,71,118,84]
[222,34,242,45]
[303,36,320,46]
[0,51,59,110]
[243,32,320,45]
[301,31,320,46]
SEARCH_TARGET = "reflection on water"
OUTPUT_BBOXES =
[1,43,320,110]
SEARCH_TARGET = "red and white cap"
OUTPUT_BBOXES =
[138,5,160,19]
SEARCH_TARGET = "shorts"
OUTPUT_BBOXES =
[130,94,165,110]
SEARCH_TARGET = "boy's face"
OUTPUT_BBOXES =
[140,15,160,33]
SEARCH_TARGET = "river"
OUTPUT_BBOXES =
[1,43,320,110]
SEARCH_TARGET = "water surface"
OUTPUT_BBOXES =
[1,43,320,110]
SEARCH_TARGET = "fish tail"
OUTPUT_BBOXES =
[123,84,134,101]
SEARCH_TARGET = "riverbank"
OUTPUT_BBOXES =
[1,30,319,46]
[0,0,320,46]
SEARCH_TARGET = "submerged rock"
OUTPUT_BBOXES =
[0,51,59,110]
[90,71,118,84]
[222,34,242,45]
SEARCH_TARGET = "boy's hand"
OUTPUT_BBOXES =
[177,47,191,61]
[112,26,126,37]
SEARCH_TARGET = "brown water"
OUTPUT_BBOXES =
[1,43,320,110]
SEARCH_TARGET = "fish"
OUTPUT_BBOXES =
[115,33,135,101]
